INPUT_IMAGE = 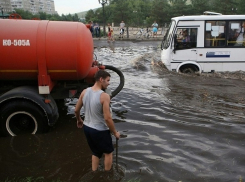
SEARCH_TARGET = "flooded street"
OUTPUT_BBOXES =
[0,40,245,182]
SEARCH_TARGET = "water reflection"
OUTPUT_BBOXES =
[79,164,125,182]
[10,135,41,157]
[108,42,115,53]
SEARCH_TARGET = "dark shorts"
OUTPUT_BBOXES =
[83,125,114,159]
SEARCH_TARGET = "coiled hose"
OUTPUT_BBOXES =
[104,65,125,98]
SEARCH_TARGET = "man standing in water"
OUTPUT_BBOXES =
[75,70,120,171]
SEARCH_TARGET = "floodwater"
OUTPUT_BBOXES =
[0,40,245,182]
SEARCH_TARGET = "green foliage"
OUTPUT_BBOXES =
[210,0,238,15]
[191,0,212,15]
[39,12,47,20]
[150,0,171,26]
[85,9,96,23]
[109,0,131,25]
[169,0,192,17]
[11,0,245,26]
[237,0,245,14]
[13,9,80,22]
[14,9,37,19]
[93,0,245,27]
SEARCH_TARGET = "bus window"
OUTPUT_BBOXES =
[205,21,226,47]
[227,21,245,46]
[175,28,197,50]
[163,20,176,49]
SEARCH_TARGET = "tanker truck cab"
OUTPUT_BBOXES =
[161,14,245,73]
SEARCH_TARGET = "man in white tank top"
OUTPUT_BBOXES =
[75,70,120,171]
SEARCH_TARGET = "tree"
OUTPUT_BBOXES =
[237,0,245,14]
[85,9,95,23]
[126,0,152,26]
[92,9,103,24]
[61,14,67,21]
[104,4,113,24]
[210,0,238,15]
[73,13,79,21]
[109,0,130,25]
[14,9,35,19]
[191,0,211,15]
[39,12,47,20]
[170,0,192,17]
[149,0,171,26]
[65,14,73,21]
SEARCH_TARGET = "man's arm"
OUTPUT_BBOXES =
[75,89,86,128]
[101,93,120,139]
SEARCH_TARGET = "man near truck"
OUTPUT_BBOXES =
[75,70,120,171]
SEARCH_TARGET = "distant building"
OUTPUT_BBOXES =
[0,0,57,14]
[12,0,57,14]
[0,0,12,15]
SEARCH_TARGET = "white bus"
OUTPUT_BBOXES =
[161,14,245,73]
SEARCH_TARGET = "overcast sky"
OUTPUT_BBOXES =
[54,0,101,15]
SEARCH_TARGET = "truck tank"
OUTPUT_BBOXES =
[0,19,93,81]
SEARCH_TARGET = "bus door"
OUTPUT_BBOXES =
[171,27,199,64]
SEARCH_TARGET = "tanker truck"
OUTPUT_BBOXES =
[0,19,124,137]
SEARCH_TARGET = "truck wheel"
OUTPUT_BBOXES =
[0,100,49,136]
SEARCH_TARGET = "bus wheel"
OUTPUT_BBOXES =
[0,100,49,137]
[181,66,198,74]
[182,67,194,73]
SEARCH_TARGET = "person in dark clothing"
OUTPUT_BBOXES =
[75,70,120,171]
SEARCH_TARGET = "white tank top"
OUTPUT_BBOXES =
[83,87,109,130]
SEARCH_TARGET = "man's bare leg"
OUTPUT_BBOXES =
[104,153,113,171]
[92,155,100,171]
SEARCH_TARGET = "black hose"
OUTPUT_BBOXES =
[104,65,125,98]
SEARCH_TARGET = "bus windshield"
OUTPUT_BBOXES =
[163,20,176,49]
